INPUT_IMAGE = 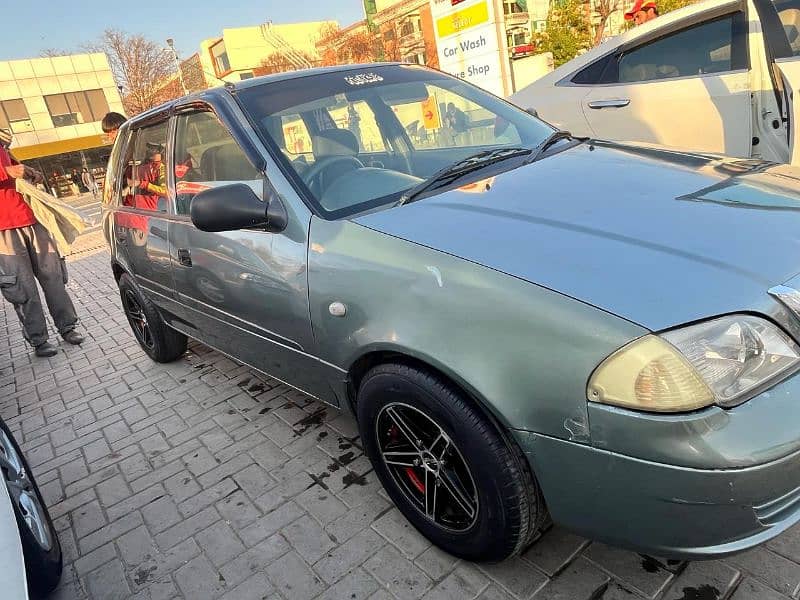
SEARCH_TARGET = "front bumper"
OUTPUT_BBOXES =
[514,430,800,559]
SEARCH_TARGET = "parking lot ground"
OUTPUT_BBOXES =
[1,207,799,599]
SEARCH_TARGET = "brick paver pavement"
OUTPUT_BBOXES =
[1,200,799,599]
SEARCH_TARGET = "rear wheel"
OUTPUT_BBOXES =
[119,273,187,362]
[0,418,62,597]
[357,363,546,562]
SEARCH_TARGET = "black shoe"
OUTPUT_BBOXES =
[62,330,84,345]
[34,342,58,357]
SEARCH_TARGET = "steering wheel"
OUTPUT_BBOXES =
[302,155,364,195]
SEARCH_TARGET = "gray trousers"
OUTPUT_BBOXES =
[0,223,78,347]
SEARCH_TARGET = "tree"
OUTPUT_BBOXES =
[656,0,699,15]
[40,48,72,58]
[535,0,593,67]
[84,30,177,116]
[257,49,318,75]
[592,0,623,45]
[316,23,384,66]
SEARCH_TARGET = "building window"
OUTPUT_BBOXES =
[402,52,426,65]
[507,28,530,46]
[44,90,110,128]
[240,72,254,80]
[211,41,231,76]
[0,99,31,133]
[400,16,421,37]
[504,0,526,14]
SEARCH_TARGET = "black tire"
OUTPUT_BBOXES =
[0,418,62,597]
[118,273,187,363]
[357,363,546,562]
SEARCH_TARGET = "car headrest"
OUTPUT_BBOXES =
[214,144,259,181]
[199,143,259,181]
[312,128,359,158]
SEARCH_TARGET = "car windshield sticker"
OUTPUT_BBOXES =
[344,73,384,86]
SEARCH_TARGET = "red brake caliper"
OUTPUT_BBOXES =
[405,468,426,493]
[389,424,426,493]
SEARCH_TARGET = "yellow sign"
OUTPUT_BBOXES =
[11,134,111,161]
[435,1,490,38]
[420,96,441,130]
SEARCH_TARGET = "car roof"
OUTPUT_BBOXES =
[124,62,408,128]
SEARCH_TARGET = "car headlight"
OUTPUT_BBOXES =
[587,315,800,412]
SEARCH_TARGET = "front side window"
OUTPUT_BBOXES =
[617,13,748,83]
[121,121,168,213]
[238,66,552,218]
[173,111,260,215]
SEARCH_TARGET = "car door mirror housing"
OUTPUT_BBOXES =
[191,183,270,232]
[265,193,288,233]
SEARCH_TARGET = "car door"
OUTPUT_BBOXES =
[113,118,174,307]
[168,108,328,398]
[752,0,800,164]
[581,6,753,157]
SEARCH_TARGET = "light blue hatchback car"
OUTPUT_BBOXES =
[105,63,800,562]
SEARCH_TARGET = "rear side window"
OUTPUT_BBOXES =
[616,12,749,83]
[571,54,617,85]
[103,129,127,207]
[173,111,260,215]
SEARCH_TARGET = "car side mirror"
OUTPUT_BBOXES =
[526,107,539,118]
[190,183,287,233]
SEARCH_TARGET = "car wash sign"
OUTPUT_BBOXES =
[430,0,512,97]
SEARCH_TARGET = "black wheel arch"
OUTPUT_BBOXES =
[347,350,520,457]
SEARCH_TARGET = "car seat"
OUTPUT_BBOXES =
[308,129,363,195]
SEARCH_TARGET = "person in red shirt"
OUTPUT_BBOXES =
[0,128,84,357]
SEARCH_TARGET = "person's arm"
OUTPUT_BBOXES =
[3,160,44,185]
[142,163,166,197]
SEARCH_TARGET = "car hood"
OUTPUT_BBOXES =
[355,142,800,331]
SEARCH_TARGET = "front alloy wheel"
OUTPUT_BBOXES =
[376,403,478,532]
[358,363,546,562]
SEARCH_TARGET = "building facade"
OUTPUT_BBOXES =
[0,52,125,196]
[199,21,337,85]
[374,0,439,66]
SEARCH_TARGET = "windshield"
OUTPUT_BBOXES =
[237,65,553,218]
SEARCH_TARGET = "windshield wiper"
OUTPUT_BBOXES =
[524,130,587,165]
[397,146,532,206]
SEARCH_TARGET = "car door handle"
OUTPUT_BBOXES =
[177,248,192,267]
[587,99,631,109]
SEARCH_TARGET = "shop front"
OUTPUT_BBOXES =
[11,134,113,198]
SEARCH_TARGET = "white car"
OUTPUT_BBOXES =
[511,0,800,164]
[0,419,61,599]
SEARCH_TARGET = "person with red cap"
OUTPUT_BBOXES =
[625,0,659,25]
